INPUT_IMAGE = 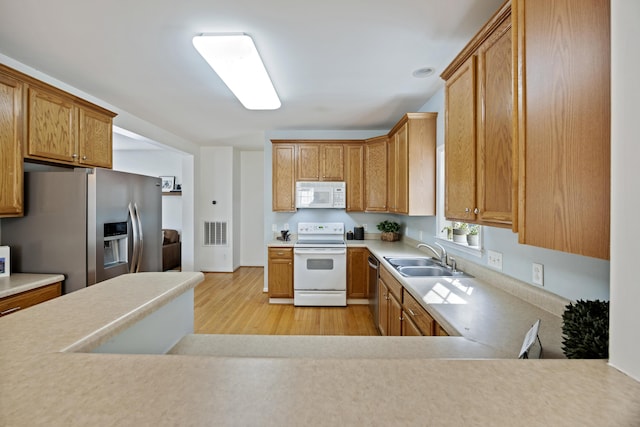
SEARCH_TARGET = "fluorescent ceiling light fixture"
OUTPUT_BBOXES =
[192,33,281,110]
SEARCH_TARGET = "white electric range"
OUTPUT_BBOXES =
[293,222,346,306]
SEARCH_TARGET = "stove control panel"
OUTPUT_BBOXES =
[298,222,345,234]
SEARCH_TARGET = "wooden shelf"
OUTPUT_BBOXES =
[162,191,182,196]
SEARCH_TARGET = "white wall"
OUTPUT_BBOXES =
[609,0,640,381]
[198,146,234,272]
[240,151,265,266]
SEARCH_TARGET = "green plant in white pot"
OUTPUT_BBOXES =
[452,222,468,243]
[467,224,480,247]
[377,220,401,242]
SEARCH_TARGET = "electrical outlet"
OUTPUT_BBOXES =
[419,230,423,241]
[283,223,289,231]
[532,263,544,286]
[272,224,277,232]
[363,224,368,231]
[487,250,503,270]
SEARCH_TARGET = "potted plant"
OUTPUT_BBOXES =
[452,222,468,243]
[377,220,401,242]
[467,224,480,247]
[561,299,609,359]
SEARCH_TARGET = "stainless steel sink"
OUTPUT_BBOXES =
[384,256,473,278]
[397,266,453,277]
[383,257,439,267]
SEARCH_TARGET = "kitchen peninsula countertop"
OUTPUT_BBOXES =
[0,273,65,299]
[1,270,639,425]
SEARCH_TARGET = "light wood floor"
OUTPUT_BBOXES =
[194,267,379,335]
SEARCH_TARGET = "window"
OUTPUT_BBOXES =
[436,145,482,257]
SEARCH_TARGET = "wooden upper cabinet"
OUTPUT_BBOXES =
[0,72,24,217]
[387,113,437,216]
[296,144,320,181]
[442,2,512,227]
[345,143,365,212]
[476,15,513,227]
[26,85,115,168]
[78,106,113,168]
[387,131,397,212]
[296,143,344,181]
[27,86,77,163]
[272,143,296,212]
[364,136,387,212]
[514,0,610,259]
[444,58,477,221]
[321,144,344,181]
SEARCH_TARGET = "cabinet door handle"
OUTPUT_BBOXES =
[474,208,479,214]
[82,155,88,160]
[407,308,416,317]
[465,207,470,213]
[1,306,21,316]
[72,153,78,159]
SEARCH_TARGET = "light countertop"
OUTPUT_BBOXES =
[0,273,65,299]
[1,269,639,425]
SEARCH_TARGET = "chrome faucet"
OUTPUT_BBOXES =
[416,242,447,267]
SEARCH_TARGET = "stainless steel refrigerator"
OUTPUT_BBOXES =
[2,168,162,294]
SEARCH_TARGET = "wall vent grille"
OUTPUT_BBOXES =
[203,221,228,246]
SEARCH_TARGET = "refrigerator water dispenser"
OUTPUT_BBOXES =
[104,222,128,267]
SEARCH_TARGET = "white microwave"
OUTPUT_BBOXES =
[296,181,346,209]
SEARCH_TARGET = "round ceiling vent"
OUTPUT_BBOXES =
[412,67,435,78]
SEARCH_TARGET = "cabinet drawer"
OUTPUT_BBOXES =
[268,247,293,260]
[402,291,435,336]
[0,282,62,316]
[379,266,402,302]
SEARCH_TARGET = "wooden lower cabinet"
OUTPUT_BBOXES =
[402,313,423,336]
[268,248,293,298]
[378,267,403,336]
[403,290,435,336]
[435,323,449,336]
[0,282,62,317]
[347,247,369,299]
[377,280,389,335]
[378,278,403,336]
[378,266,450,337]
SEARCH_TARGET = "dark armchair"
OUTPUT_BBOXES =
[162,229,181,271]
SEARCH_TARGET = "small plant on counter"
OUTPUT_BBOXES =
[452,222,468,243]
[466,224,480,246]
[561,299,609,359]
[441,225,453,240]
[377,220,401,242]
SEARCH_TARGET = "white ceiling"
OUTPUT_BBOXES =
[0,0,504,149]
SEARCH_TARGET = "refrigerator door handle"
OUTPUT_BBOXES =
[128,202,140,274]
[134,202,144,273]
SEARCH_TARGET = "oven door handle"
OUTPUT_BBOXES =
[294,248,346,255]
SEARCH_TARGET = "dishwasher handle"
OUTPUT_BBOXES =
[368,255,379,270]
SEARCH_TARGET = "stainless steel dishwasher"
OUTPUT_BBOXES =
[367,254,379,329]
